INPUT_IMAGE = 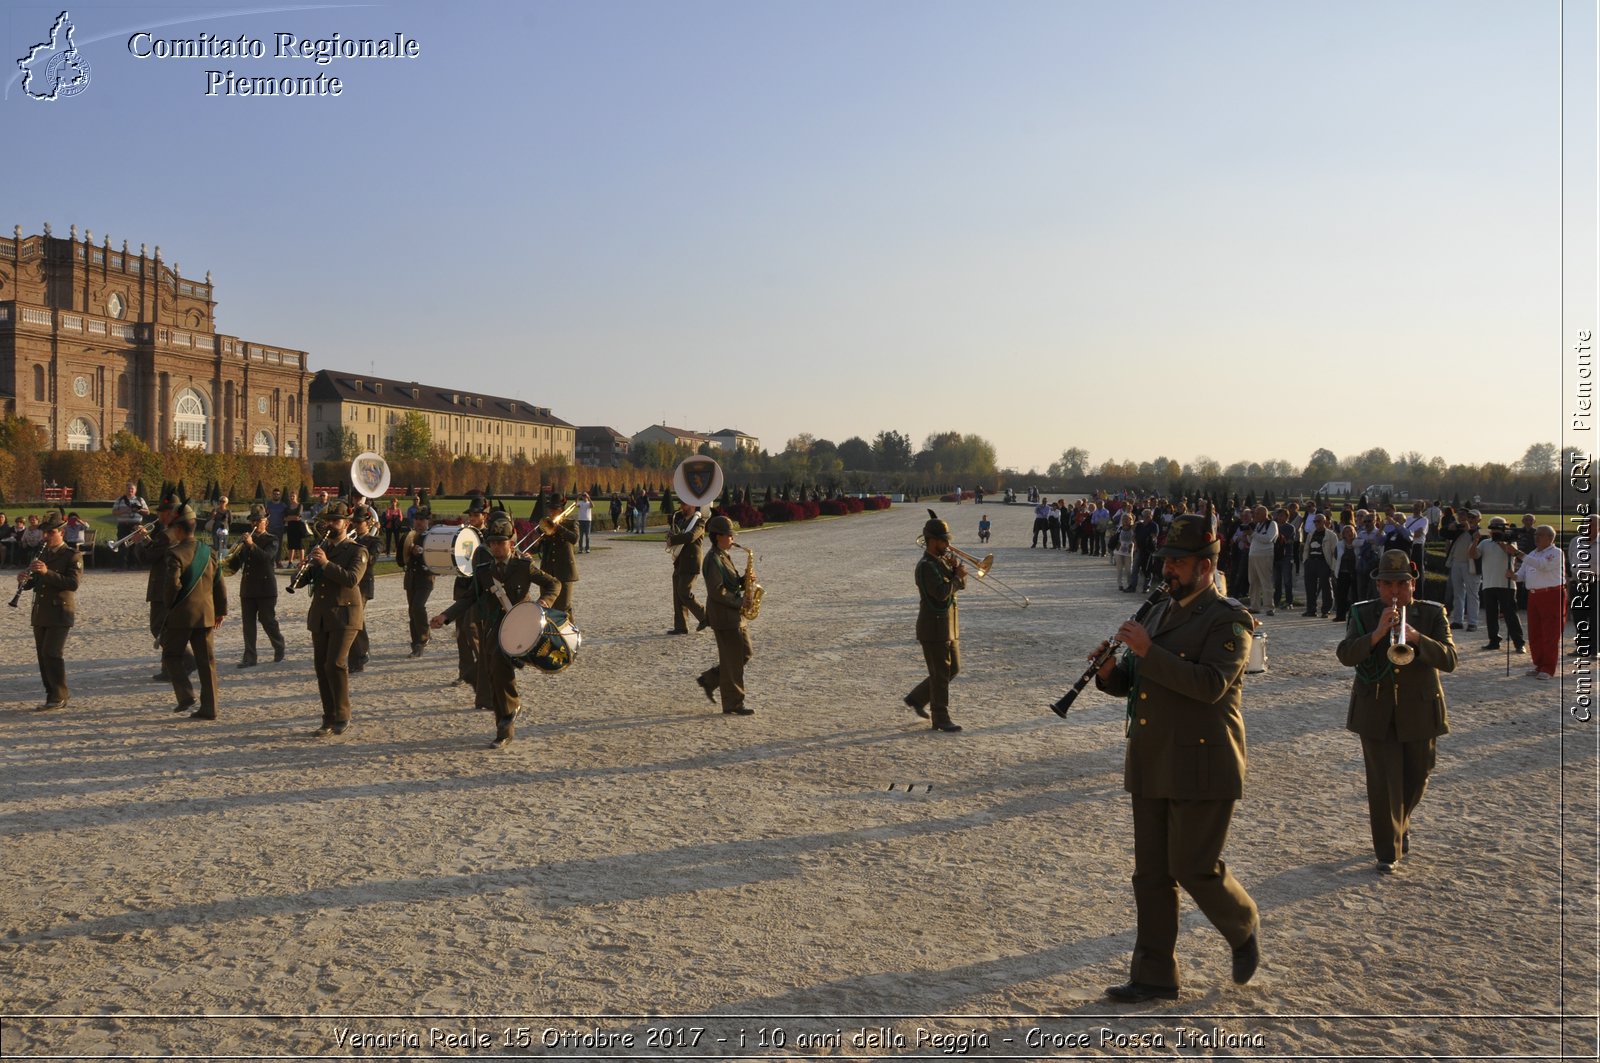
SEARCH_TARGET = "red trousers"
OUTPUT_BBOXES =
[1527,586,1567,675]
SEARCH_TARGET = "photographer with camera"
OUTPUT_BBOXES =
[1444,509,1483,632]
[1477,518,1525,655]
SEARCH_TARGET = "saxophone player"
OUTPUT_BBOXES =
[232,504,286,667]
[695,515,754,715]
[904,516,966,733]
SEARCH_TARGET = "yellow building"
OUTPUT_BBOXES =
[307,370,575,463]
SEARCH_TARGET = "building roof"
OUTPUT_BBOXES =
[638,424,712,441]
[712,428,754,437]
[577,426,630,443]
[308,370,573,428]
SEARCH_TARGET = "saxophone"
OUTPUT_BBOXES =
[734,544,764,621]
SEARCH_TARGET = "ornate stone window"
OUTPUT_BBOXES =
[107,292,126,319]
[253,429,274,456]
[173,387,209,449]
[66,417,97,451]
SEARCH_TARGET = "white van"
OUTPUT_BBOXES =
[1316,481,1353,496]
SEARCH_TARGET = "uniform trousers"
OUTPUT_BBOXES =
[351,623,370,667]
[311,627,359,725]
[150,600,196,677]
[477,638,521,737]
[407,584,433,650]
[1527,586,1567,676]
[33,625,69,703]
[456,606,480,682]
[240,596,284,661]
[163,626,218,717]
[1358,734,1436,864]
[907,639,960,728]
[550,584,574,617]
[701,625,752,711]
[672,568,707,632]
[1129,796,1258,988]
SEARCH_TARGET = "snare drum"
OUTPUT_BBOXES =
[497,601,546,660]
[497,602,581,673]
[421,524,481,576]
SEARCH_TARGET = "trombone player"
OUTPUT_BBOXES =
[1336,549,1457,874]
[904,515,966,733]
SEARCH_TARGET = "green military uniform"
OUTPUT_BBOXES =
[906,518,966,732]
[401,518,435,656]
[667,507,707,633]
[23,515,79,710]
[161,510,228,720]
[304,504,368,735]
[536,494,581,617]
[136,504,194,681]
[440,529,560,747]
[1094,513,1259,997]
[232,514,285,667]
[697,517,752,715]
[1335,549,1456,870]
[452,503,488,684]
[349,527,383,671]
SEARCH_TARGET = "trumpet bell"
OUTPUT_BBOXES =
[1387,643,1415,666]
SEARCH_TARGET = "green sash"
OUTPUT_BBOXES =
[1350,604,1395,686]
[174,543,212,606]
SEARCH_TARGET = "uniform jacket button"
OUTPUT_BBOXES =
[1139,718,1148,725]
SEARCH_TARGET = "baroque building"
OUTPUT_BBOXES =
[307,370,575,464]
[0,225,310,455]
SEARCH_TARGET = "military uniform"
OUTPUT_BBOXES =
[400,522,435,656]
[136,516,194,681]
[348,528,383,671]
[537,507,580,617]
[1093,513,1259,1000]
[452,507,488,684]
[439,539,560,746]
[1335,554,1456,870]
[233,520,285,666]
[906,521,966,731]
[24,521,80,709]
[161,519,228,720]
[697,519,752,714]
[305,516,368,734]
[667,509,708,633]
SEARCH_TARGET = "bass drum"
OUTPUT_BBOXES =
[497,602,582,673]
[422,524,481,576]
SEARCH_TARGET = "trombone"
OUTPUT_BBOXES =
[915,535,1032,608]
[516,500,579,554]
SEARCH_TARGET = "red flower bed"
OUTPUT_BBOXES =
[862,495,892,511]
[720,502,764,528]
[761,499,821,522]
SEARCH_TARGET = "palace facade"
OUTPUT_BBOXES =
[0,225,310,456]
[307,370,576,464]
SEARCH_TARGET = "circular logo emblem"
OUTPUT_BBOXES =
[107,293,125,319]
[257,396,269,414]
[73,376,88,398]
[44,51,91,99]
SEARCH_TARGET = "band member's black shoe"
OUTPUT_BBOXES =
[151,672,169,683]
[903,695,929,719]
[409,645,424,658]
[1231,931,1260,984]
[697,675,717,703]
[174,699,196,714]
[669,628,688,635]
[490,735,512,749]
[331,722,349,735]
[932,722,963,733]
[188,710,217,721]
[312,725,334,737]
[35,700,66,712]
[695,618,710,631]
[273,646,286,662]
[1104,981,1178,1003]
[723,706,754,716]
[237,658,257,668]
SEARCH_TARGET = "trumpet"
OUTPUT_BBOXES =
[516,500,579,554]
[1051,581,1174,716]
[914,536,1032,608]
[223,535,252,575]
[108,521,158,552]
[1387,602,1414,665]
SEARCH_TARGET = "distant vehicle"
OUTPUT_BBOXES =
[1363,483,1396,498]
[1316,481,1353,496]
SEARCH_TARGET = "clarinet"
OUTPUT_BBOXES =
[8,543,48,608]
[1050,580,1173,717]
[285,530,332,594]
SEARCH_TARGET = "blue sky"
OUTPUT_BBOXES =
[2,0,1584,474]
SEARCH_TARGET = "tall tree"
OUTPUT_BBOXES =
[838,435,874,471]
[871,430,914,472]
[1518,442,1558,475]
[1047,447,1089,479]
[389,411,432,461]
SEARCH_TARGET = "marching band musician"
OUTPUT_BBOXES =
[303,500,368,737]
[160,505,228,721]
[20,511,79,711]
[430,510,560,749]
[904,516,966,733]
[131,495,195,684]
[451,499,490,686]
[535,492,581,618]
[694,515,754,716]
[1091,513,1260,1003]
[401,505,435,658]
[348,506,384,673]
[666,498,708,634]
[232,504,286,667]
[1336,549,1457,874]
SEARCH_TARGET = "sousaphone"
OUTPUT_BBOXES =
[669,456,725,556]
